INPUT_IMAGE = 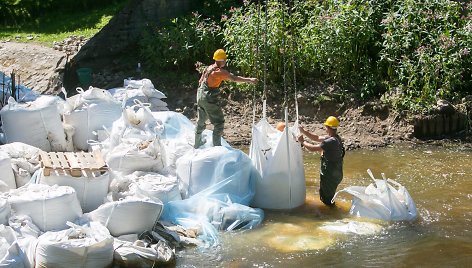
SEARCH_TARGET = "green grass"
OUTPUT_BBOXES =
[0,2,127,46]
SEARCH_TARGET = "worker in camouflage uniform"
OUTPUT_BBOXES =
[297,116,345,207]
[194,49,257,148]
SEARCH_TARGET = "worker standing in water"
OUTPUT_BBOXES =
[194,49,258,148]
[297,116,345,207]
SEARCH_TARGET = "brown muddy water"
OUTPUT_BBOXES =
[175,144,472,267]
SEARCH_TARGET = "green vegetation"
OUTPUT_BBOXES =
[0,0,127,45]
[1,0,471,115]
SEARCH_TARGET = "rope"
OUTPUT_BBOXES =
[291,0,300,122]
[263,0,268,119]
[252,0,262,126]
[282,0,288,110]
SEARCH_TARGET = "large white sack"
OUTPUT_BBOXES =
[0,151,16,190]
[0,96,67,152]
[87,197,163,237]
[0,142,42,188]
[7,184,83,232]
[334,171,417,221]
[63,87,122,151]
[130,171,182,203]
[0,198,10,225]
[176,146,256,205]
[38,170,110,213]
[0,225,27,268]
[249,118,306,209]
[8,215,42,268]
[35,222,114,268]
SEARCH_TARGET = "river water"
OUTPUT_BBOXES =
[175,144,472,267]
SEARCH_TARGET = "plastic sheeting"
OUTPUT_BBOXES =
[7,184,83,232]
[38,169,110,213]
[334,170,418,221]
[35,222,114,268]
[0,96,68,152]
[0,225,26,268]
[0,199,10,225]
[0,151,16,190]
[63,87,122,151]
[86,197,163,237]
[249,118,306,209]
[176,146,257,205]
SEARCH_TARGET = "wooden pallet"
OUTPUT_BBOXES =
[40,151,108,177]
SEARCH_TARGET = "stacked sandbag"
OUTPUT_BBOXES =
[35,222,114,268]
[7,184,83,232]
[38,169,110,213]
[0,96,68,152]
[0,151,16,190]
[63,87,122,151]
[86,197,163,237]
[8,215,42,268]
[109,79,169,111]
[0,198,10,225]
[104,104,166,175]
[0,142,42,188]
[130,171,182,203]
[0,225,27,268]
[176,146,256,205]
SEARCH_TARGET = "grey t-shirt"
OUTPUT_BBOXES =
[320,136,344,162]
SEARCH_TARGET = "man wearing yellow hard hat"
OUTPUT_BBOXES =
[297,116,345,207]
[194,49,257,148]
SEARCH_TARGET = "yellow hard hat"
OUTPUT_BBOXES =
[213,49,227,61]
[323,116,340,129]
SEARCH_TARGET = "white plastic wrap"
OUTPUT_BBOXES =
[87,197,163,237]
[113,239,175,268]
[39,169,110,213]
[0,96,67,152]
[0,225,27,268]
[249,118,306,209]
[0,198,10,225]
[7,184,83,231]
[176,146,256,205]
[0,151,16,190]
[35,222,114,268]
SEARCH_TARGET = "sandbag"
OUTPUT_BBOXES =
[7,184,83,232]
[0,96,67,152]
[176,146,256,205]
[87,197,163,237]
[63,87,122,151]
[131,171,181,203]
[113,239,175,268]
[0,198,10,225]
[8,215,42,268]
[334,170,418,221]
[35,222,114,268]
[38,169,110,213]
[249,118,306,209]
[0,151,16,190]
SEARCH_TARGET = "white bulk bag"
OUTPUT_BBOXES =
[63,87,122,151]
[0,142,42,188]
[334,170,417,221]
[0,96,67,152]
[176,146,256,205]
[7,184,83,232]
[0,151,16,190]
[249,118,306,209]
[39,170,110,213]
[35,222,114,268]
[87,197,163,237]
[0,225,26,268]
[148,97,168,112]
[8,215,41,268]
[0,199,10,225]
[131,172,181,203]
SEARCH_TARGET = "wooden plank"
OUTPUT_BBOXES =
[66,152,81,169]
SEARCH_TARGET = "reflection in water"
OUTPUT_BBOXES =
[175,144,472,267]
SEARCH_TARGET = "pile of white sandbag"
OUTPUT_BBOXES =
[109,78,169,112]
